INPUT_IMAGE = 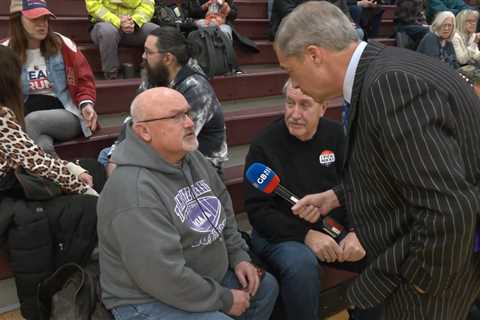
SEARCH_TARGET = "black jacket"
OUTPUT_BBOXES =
[2,194,97,320]
[244,117,350,243]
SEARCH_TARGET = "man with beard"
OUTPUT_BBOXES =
[98,27,227,175]
[97,87,279,320]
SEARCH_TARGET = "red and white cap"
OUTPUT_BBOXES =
[10,0,56,19]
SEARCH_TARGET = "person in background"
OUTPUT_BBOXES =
[417,11,459,69]
[269,0,364,40]
[97,87,278,320]
[0,45,97,197]
[348,0,384,40]
[85,0,159,79]
[394,0,429,49]
[453,9,480,70]
[426,0,470,23]
[5,0,98,157]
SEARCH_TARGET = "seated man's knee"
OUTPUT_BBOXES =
[92,22,119,40]
[275,243,319,280]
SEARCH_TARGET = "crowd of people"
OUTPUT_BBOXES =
[0,0,480,320]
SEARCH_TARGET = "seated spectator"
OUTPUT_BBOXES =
[394,0,429,48]
[426,0,470,23]
[0,45,99,320]
[85,0,159,79]
[97,87,279,320]
[0,46,97,198]
[417,11,459,69]
[348,0,384,39]
[99,27,228,175]
[453,9,480,69]
[4,0,98,157]
[187,0,237,40]
[245,80,371,320]
[270,0,364,40]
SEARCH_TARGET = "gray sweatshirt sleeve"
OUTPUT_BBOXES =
[112,207,234,312]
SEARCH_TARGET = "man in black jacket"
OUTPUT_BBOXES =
[244,80,367,320]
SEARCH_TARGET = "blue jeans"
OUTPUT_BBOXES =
[250,232,321,320]
[112,269,278,320]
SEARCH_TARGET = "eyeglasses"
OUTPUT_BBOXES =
[136,110,193,124]
[466,19,478,24]
[441,23,453,29]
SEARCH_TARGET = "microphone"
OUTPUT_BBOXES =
[245,162,299,205]
[245,162,346,239]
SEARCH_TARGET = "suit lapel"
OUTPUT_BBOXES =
[343,42,384,169]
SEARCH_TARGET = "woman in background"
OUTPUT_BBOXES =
[417,11,459,69]
[5,0,98,156]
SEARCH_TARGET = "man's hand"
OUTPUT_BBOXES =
[292,204,322,223]
[338,232,366,262]
[305,229,342,263]
[292,190,340,222]
[81,104,98,132]
[234,261,260,297]
[226,289,250,316]
[78,172,93,187]
[120,15,135,33]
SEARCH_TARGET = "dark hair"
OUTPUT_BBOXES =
[149,27,193,66]
[9,12,61,64]
[0,45,24,126]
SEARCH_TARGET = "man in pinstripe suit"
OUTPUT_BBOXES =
[274,2,480,319]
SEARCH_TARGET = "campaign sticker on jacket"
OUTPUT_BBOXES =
[319,150,335,167]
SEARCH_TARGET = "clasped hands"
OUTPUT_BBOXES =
[292,190,365,263]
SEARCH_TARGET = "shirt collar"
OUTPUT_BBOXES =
[343,41,367,104]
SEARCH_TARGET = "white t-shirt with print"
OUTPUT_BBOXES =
[25,49,55,96]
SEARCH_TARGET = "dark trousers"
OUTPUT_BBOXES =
[349,5,384,39]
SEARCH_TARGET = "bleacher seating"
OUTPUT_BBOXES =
[0,0,398,317]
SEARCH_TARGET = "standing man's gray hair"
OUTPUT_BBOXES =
[275,1,358,57]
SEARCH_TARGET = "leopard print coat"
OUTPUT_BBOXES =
[0,106,89,194]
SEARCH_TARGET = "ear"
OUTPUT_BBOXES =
[304,45,323,66]
[318,102,328,117]
[133,123,152,143]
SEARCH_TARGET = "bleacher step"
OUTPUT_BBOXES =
[94,65,288,115]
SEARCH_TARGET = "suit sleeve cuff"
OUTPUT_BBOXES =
[332,184,345,206]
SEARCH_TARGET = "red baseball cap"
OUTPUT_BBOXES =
[10,0,56,19]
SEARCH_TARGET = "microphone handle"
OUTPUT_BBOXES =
[275,184,299,205]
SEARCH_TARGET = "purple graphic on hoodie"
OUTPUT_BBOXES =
[185,196,222,233]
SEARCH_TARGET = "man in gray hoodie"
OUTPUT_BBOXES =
[97,87,278,320]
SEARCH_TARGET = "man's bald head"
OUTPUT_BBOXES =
[130,87,198,164]
[130,87,188,123]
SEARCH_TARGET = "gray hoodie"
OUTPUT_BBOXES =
[97,124,250,312]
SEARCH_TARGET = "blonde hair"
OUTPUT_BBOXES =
[456,9,479,36]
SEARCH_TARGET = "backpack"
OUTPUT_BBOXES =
[37,262,113,320]
[187,26,238,78]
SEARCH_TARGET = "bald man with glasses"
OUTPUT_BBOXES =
[97,87,279,320]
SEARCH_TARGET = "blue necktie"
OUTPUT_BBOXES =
[342,100,351,133]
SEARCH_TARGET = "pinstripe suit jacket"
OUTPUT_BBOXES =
[343,41,480,308]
